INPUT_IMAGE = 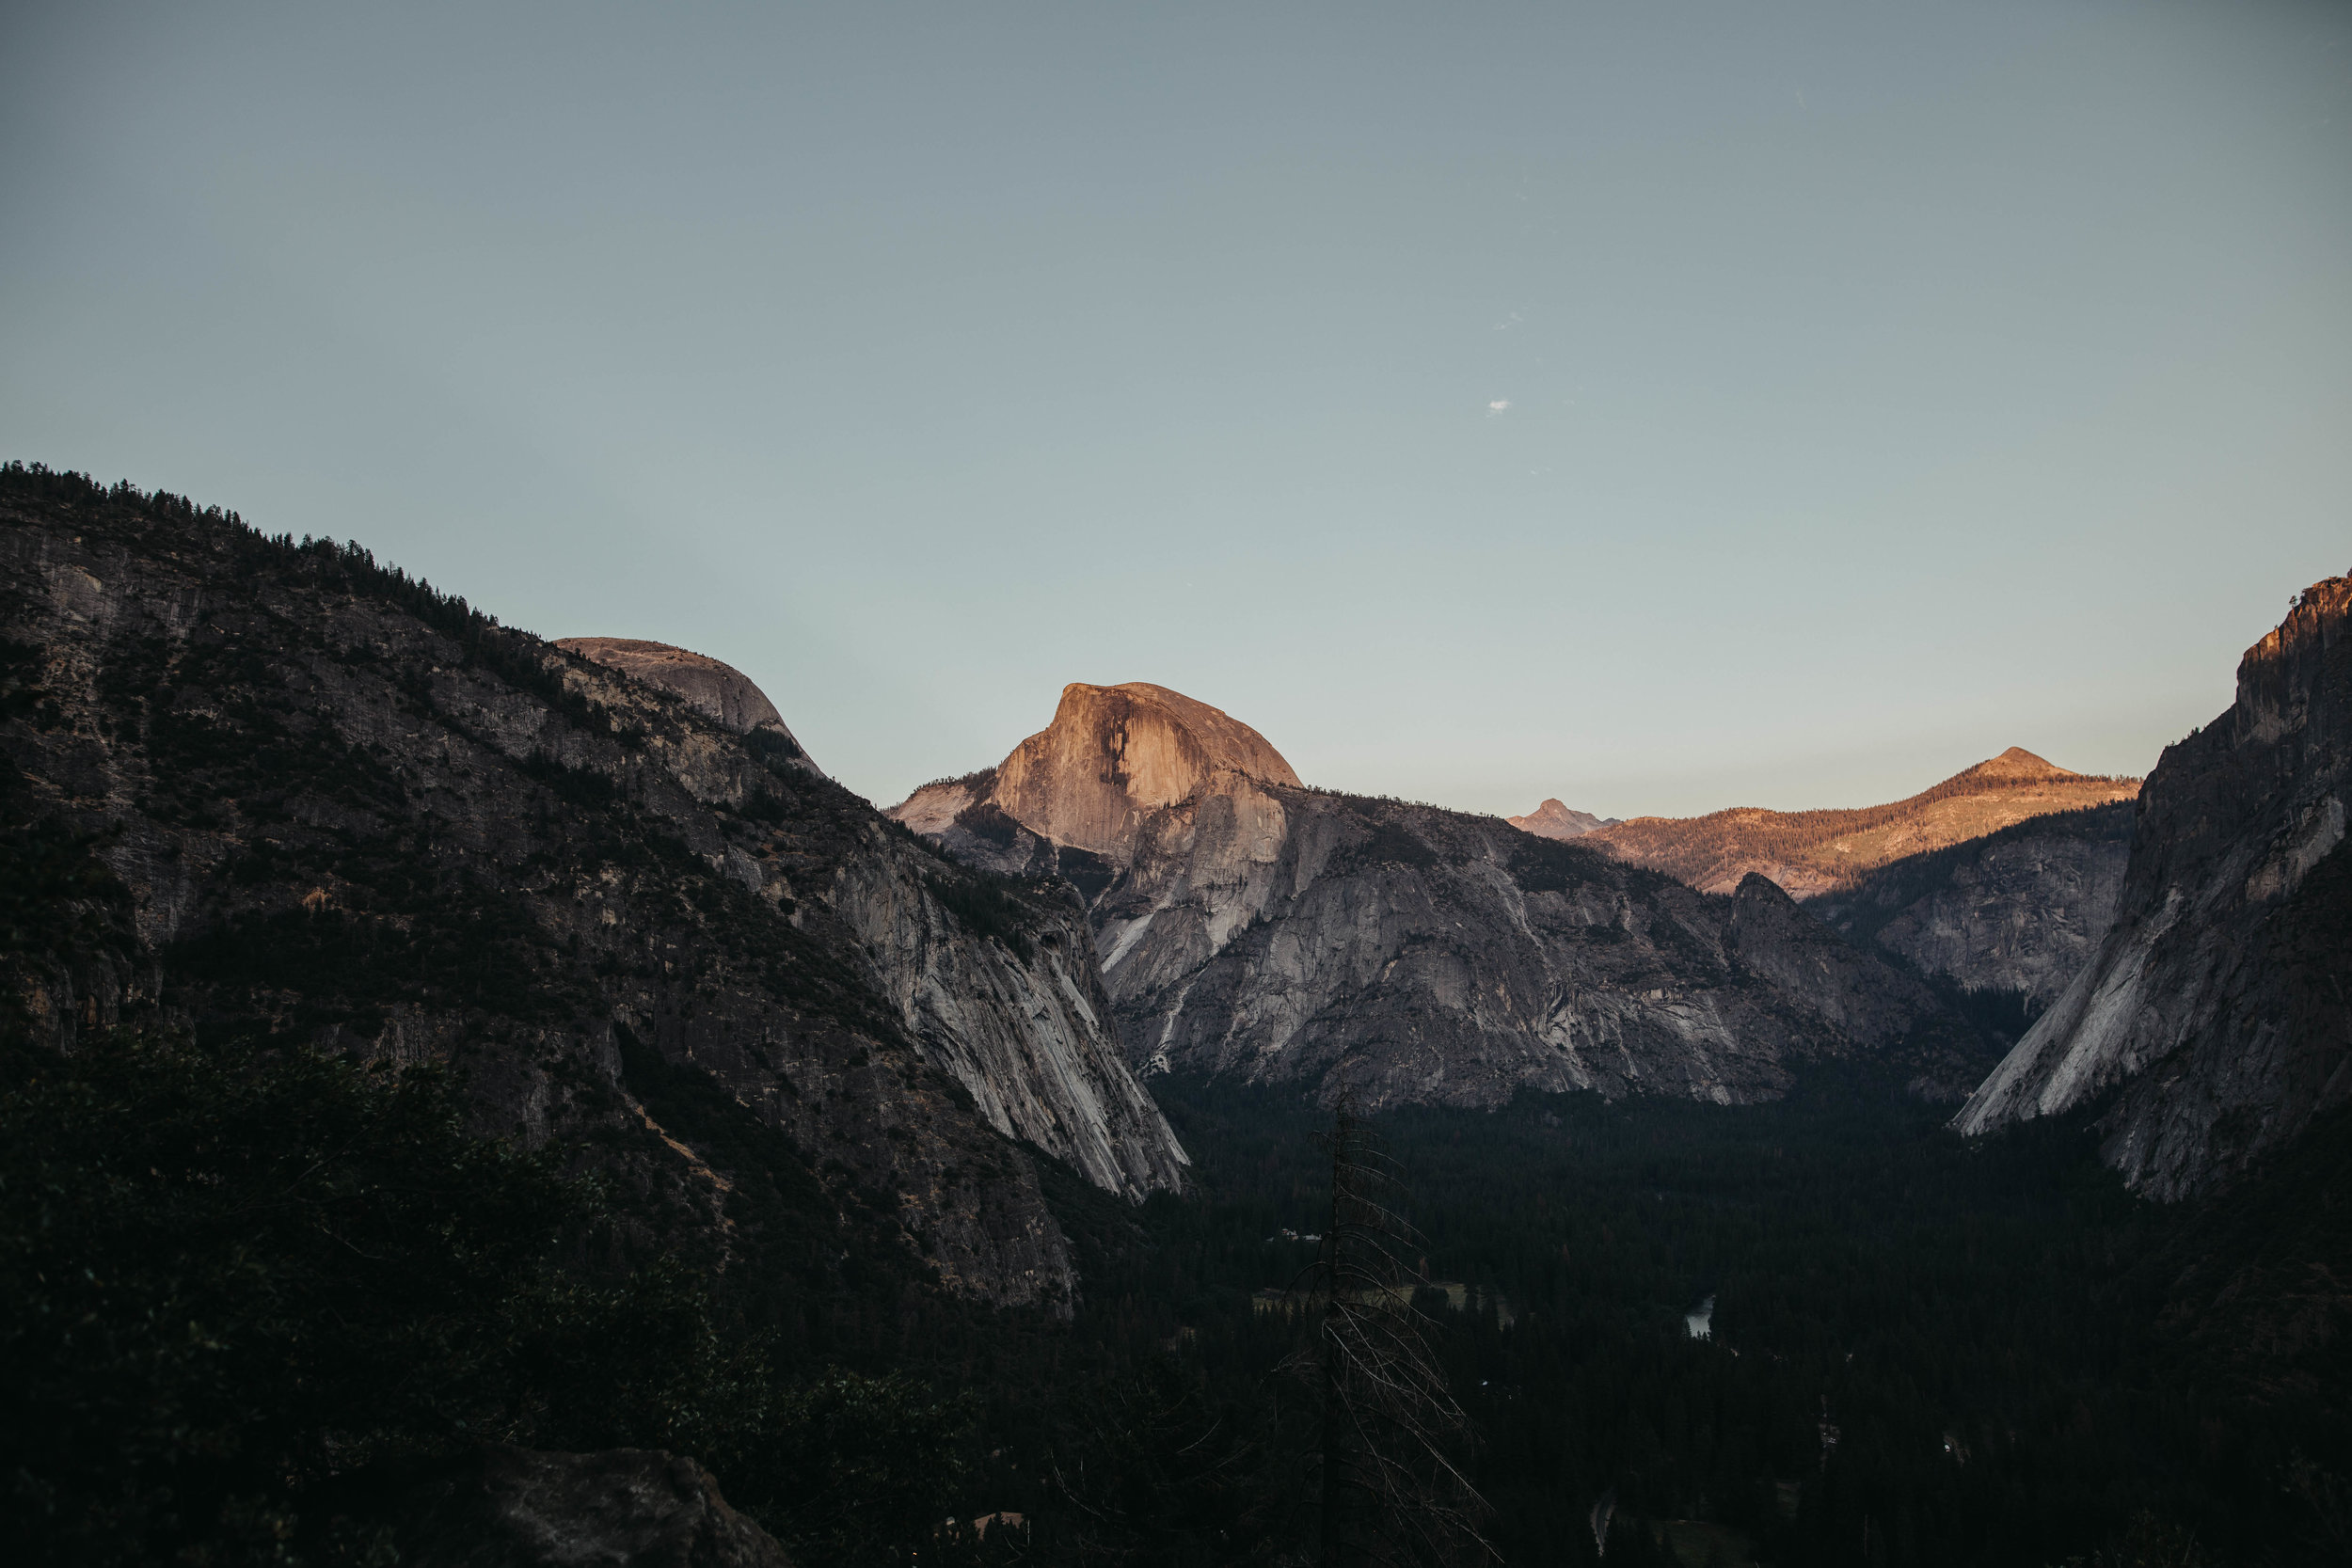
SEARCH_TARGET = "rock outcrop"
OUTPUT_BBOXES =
[893,683,1995,1110]
[898,683,1297,863]
[1954,577,2352,1199]
[373,1447,794,1568]
[1585,749,2139,898]
[555,636,822,776]
[1506,799,1618,841]
[0,467,1187,1315]
[1809,800,2136,1011]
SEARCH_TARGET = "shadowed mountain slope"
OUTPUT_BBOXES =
[1956,575,2352,1200]
[1584,748,2138,899]
[1810,800,2137,1013]
[0,466,1187,1314]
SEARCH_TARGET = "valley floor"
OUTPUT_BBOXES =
[971,1068,2352,1566]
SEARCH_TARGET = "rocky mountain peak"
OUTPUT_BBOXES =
[555,637,821,775]
[1956,747,2074,784]
[2234,576,2352,747]
[986,681,1298,859]
[892,674,1997,1114]
[1506,799,1619,841]
[1953,573,2352,1198]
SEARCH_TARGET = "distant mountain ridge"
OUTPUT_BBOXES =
[891,682,1997,1110]
[1506,799,1618,840]
[1583,748,2139,899]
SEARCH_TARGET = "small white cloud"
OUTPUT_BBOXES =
[1487,399,1511,415]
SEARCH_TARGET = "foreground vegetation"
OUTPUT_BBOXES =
[0,1028,998,1566]
[1104,1075,2350,1565]
[12,1015,2346,1565]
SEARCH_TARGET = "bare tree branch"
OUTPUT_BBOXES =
[1299,1095,1497,1568]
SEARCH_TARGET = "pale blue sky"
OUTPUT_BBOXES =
[5,2,2346,817]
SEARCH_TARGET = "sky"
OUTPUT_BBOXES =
[3,2,2347,818]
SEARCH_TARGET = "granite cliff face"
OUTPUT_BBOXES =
[1586,749,2139,898]
[896,682,1297,868]
[555,637,821,776]
[1809,800,2135,1011]
[1505,799,1618,841]
[1954,577,2352,1199]
[0,468,1186,1313]
[892,686,1994,1109]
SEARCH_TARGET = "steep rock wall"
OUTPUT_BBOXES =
[1092,792,1988,1108]
[989,682,1299,859]
[1809,801,2135,1010]
[1954,577,2352,1199]
[894,687,1994,1110]
[0,471,1185,1314]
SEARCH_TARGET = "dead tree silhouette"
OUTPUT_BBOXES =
[1299,1097,1495,1568]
